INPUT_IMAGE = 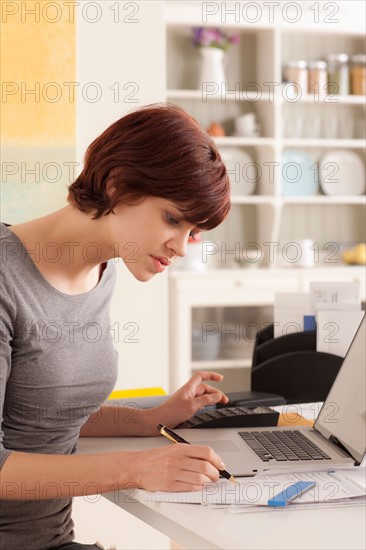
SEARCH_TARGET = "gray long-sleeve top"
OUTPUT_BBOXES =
[0,223,118,549]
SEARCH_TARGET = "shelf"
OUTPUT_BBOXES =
[168,90,366,106]
[231,196,276,204]
[231,195,366,206]
[191,359,252,370]
[229,196,366,205]
[282,196,366,205]
[216,138,366,148]
[170,266,366,280]
[281,94,366,106]
[282,139,366,148]
[214,137,275,147]
[167,89,273,102]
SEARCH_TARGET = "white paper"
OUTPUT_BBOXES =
[344,467,366,490]
[229,495,366,513]
[274,293,312,338]
[317,310,365,356]
[315,303,361,312]
[138,470,365,506]
[271,402,324,422]
[310,281,360,312]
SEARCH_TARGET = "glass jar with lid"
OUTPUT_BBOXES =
[350,54,366,95]
[308,60,327,97]
[326,54,349,95]
[283,60,308,96]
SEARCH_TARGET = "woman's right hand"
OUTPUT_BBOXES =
[130,444,226,492]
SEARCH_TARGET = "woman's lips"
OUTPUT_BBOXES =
[151,255,168,273]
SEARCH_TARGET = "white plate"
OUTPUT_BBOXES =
[319,150,365,196]
[219,147,256,196]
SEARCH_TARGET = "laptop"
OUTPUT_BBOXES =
[176,315,366,476]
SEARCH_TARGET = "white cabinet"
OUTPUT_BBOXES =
[165,2,366,392]
[169,267,365,393]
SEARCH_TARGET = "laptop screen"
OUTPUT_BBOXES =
[315,315,366,464]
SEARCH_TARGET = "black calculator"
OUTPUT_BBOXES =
[175,405,279,429]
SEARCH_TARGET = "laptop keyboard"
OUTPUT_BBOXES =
[239,430,332,462]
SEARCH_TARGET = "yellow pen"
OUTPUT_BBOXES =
[158,424,238,485]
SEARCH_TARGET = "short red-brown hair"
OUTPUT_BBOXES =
[68,103,230,231]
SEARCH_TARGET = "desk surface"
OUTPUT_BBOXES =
[77,435,366,550]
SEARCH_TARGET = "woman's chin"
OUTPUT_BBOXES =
[126,266,155,282]
[135,273,155,282]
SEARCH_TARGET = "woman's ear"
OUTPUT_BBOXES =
[105,168,146,211]
[105,168,120,197]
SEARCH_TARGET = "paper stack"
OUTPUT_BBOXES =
[274,281,364,357]
[138,469,366,511]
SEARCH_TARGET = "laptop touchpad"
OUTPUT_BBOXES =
[195,440,239,452]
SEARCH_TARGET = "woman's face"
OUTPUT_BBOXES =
[107,196,197,282]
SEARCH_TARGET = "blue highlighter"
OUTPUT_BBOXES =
[268,481,316,507]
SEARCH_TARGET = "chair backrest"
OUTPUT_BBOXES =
[251,324,343,404]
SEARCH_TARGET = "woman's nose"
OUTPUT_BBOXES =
[168,234,188,258]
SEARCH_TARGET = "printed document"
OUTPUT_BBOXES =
[138,470,365,506]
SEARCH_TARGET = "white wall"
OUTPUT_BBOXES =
[75,3,171,547]
[76,1,169,392]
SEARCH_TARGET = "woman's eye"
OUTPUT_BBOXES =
[167,213,179,225]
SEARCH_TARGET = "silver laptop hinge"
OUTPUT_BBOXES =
[329,435,356,462]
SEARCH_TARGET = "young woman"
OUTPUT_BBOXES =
[0,104,231,550]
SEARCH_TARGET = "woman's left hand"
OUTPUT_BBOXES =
[150,371,229,433]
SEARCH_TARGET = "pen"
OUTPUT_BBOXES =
[158,424,238,485]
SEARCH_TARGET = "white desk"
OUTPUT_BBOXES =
[77,436,366,550]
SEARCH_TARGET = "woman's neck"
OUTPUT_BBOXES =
[8,206,114,294]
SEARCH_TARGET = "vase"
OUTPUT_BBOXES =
[198,47,226,89]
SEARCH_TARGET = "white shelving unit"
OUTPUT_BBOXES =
[165,3,366,393]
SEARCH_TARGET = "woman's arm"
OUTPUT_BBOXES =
[79,404,160,437]
[0,443,226,499]
[79,372,229,438]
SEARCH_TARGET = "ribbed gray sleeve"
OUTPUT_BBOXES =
[0,260,16,469]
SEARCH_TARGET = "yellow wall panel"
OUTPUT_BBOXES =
[1,1,76,146]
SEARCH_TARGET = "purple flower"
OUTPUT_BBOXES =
[202,29,217,47]
[213,28,223,43]
[192,27,203,46]
[230,34,240,45]
[192,27,239,50]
